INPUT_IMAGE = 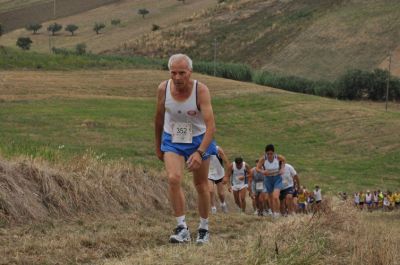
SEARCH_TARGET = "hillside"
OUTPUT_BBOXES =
[0,69,399,193]
[0,0,217,53]
[113,0,400,81]
[3,0,400,81]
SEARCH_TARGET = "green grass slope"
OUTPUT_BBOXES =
[0,69,399,193]
[117,0,400,81]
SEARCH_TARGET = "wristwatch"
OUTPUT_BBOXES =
[196,149,206,158]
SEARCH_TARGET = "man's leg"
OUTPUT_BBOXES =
[285,194,294,214]
[233,191,240,208]
[216,181,228,213]
[164,152,186,217]
[193,159,211,244]
[272,189,281,215]
[164,152,190,243]
[193,158,211,220]
[208,179,216,213]
[216,181,226,204]
[239,188,247,212]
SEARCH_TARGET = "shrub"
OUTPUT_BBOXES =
[111,19,121,26]
[75,43,87,55]
[93,22,106,34]
[152,24,160,31]
[138,8,149,19]
[47,23,63,36]
[193,61,253,82]
[25,23,42,34]
[65,24,79,36]
[336,69,369,100]
[16,37,33,50]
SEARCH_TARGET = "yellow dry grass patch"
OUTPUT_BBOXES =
[0,69,282,100]
[0,0,217,53]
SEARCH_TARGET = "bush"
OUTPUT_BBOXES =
[138,8,149,19]
[111,19,121,26]
[93,22,106,34]
[194,61,253,82]
[336,69,400,101]
[336,69,369,100]
[16,37,33,50]
[65,24,79,36]
[152,24,160,31]
[25,23,42,34]
[47,23,63,35]
[75,43,87,55]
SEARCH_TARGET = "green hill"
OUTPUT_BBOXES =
[0,66,399,192]
[116,0,400,81]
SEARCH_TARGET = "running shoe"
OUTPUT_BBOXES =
[211,206,217,214]
[221,203,228,213]
[169,225,191,243]
[196,228,209,244]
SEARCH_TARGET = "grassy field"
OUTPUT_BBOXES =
[0,69,399,193]
[0,0,217,53]
[0,68,399,264]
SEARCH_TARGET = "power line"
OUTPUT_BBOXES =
[386,52,391,112]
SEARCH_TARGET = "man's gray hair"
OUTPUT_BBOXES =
[168,54,193,71]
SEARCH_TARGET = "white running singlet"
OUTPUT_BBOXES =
[163,80,206,140]
[263,154,280,176]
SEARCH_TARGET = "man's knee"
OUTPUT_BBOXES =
[168,173,182,187]
[194,181,208,193]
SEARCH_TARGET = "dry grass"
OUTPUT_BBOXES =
[0,153,176,223]
[0,69,280,101]
[0,155,399,264]
[0,0,217,53]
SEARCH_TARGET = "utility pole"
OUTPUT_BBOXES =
[53,0,56,18]
[386,53,391,112]
[48,32,51,52]
[213,37,217,76]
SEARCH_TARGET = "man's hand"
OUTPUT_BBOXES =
[156,148,164,161]
[228,186,232,193]
[249,191,255,199]
[186,151,202,171]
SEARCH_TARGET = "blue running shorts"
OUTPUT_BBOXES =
[264,175,283,193]
[161,132,217,161]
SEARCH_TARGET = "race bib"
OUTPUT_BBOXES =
[172,122,193,143]
[256,181,264,191]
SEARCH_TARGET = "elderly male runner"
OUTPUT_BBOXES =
[155,54,217,244]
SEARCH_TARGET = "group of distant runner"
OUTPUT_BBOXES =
[348,190,400,211]
[208,145,323,217]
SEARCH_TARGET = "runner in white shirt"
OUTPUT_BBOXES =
[248,160,267,216]
[155,54,217,244]
[279,163,300,215]
[313,185,322,212]
[224,157,251,213]
[208,146,229,214]
[256,144,285,218]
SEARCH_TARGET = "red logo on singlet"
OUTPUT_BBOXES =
[187,110,197,116]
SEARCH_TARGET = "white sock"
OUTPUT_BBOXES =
[220,202,226,206]
[199,217,209,230]
[176,215,187,228]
